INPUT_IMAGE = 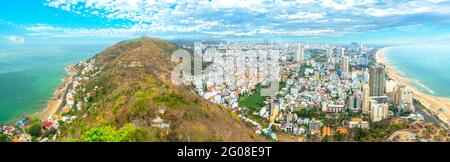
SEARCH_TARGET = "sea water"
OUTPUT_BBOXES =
[385,45,450,98]
[0,45,106,123]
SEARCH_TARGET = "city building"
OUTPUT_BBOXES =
[326,47,333,59]
[296,46,304,63]
[369,64,386,96]
[370,96,389,122]
[270,100,280,123]
[338,48,345,57]
[393,84,414,112]
[322,104,345,113]
[342,56,350,73]
[349,92,362,112]
[358,56,368,66]
[362,84,370,114]
[348,118,370,129]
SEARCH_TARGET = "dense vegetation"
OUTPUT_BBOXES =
[352,119,409,142]
[238,84,267,111]
[78,123,159,142]
[326,118,410,142]
[238,80,287,111]
[294,108,326,120]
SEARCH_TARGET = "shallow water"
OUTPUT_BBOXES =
[0,45,106,123]
[385,45,450,98]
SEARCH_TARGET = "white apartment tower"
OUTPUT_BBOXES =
[393,84,414,112]
[296,46,304,63]
[326,47,333,58]
[362,84,370,114]
[369,96,389,122]
[342,56,350,72]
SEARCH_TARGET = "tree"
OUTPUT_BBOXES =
[352,128,369,141]
[79,125,118,142]
[79,123,157,142]
[27,124,42,137]
[334,133,346,141]
[0,133,8,142]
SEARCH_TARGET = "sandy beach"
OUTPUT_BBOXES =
[37,66,78,121]
[376,48,450,124]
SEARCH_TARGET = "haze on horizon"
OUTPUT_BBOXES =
[1,0,450,46]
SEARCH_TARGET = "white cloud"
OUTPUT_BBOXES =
[334,18,352,22]
[365,5,450,17]
[209,0,264,9]
[277,11,326,21]
[320,0,376,10]
[35,0,450,39]
[426,0,447,3]
[4,35,25,44]
[24,21,222,38]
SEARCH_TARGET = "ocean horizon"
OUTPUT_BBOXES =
[385,45,450,98]
[0,44,107,123]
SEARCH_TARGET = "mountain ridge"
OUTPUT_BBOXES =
[58,37,265,142]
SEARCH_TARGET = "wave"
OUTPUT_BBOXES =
[0,68,21,74]
[385,45,450,98]
[412,80,436,95]
[389,65,407,77]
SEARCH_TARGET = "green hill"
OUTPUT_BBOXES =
[58,37,265,142]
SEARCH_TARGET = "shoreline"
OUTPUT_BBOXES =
[35,65,77,121]
[375,48,450,126]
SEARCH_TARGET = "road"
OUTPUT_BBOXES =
[55,81,73,115]
[414,100,449,130]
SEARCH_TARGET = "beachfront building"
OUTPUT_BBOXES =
[393,84,414,112]
[385,80,397,94]
[369,64,386,96]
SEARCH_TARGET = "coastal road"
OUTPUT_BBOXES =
[55,81,73,115]
[414,101,449,130]
[55,66,78,115]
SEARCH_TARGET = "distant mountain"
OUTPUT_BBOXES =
[59,37,264,142]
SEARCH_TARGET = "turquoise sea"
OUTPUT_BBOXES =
[0,45,107,123]
[385,45,450,98]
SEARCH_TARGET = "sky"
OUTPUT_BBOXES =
[2,0,450,46]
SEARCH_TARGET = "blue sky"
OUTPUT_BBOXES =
[2,0,450,46]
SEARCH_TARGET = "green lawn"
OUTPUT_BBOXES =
[239,84,267,110]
